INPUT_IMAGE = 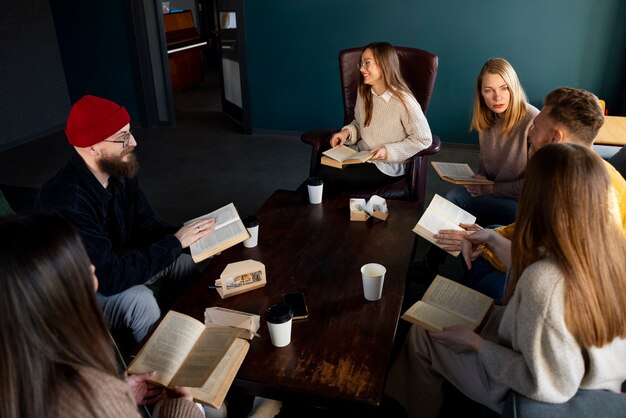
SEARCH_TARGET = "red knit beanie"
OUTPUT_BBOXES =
[65,95,130,148]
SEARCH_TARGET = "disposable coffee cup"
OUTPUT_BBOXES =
[307,177,324,204]
[361,263,386,301]
[242,215,259,248]
[265,303,293,347]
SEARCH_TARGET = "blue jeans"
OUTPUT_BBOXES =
[445,187,517,226]
[96,253,198,344]
[462,257,506,305]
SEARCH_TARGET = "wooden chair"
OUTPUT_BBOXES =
[300,46,441,210]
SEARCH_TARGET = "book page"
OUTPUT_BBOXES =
[422,276,493,324]
[432,162,476,179]
[127,311,205,385]
[416,194,476,235]
[345,150,374,163]
[402,301,476,331]
[189,338,249,408]
[322,145,357,162]
[431,162,494,184]
[170,325,239,388]
[188,203,249,262]
[191,220,247,254]
[186,202,240,229]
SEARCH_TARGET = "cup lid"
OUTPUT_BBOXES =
[265,303,293,324]
[306,176,323,186]
[242,215,259,227]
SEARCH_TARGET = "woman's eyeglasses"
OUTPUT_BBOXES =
[357,60,376,70]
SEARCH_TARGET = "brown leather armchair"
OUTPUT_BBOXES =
[301,46,441,209]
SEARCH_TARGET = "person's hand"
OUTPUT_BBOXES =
[429,325,484,353]
[461,228,496,269]
[464,175,494,197]
[175,218,216,249]
[330,129,350,147]
[371,146,388,160]
[163,386,195,403]
[126,371,163,406]
[435,223,482,252]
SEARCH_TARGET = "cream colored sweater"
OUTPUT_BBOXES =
[478,258,626,405]
[51,366,203,418]
[343,90,432,177]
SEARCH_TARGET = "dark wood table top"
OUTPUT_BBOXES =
[172,189,420,406]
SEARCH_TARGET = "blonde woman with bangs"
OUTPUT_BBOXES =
[326,41,432,187]
[388,143,626,418]
[446,58,538,226]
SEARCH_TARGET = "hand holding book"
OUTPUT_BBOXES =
[429,325,485,353]
[435,223,481,253]
[401,275,494,332]
[176,218,216,249]
[413,195,477,256]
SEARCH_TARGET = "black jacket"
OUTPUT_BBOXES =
[36,152,181,295]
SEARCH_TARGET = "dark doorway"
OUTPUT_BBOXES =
[126,0,249,133]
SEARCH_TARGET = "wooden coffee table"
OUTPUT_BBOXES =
[172,189,420,407]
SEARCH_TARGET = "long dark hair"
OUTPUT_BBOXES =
[0,213,118,418]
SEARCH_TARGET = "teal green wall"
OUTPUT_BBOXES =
[244,0,626,144]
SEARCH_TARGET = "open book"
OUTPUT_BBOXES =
[186,203,250,263]
[401,275,493,332]
[431,162,494,185]
[127,310,249,409]
[412,194,476,257]
[321,145,374,169]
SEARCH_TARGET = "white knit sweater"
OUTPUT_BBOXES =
[343,90,432,177]
[478,258,626,405]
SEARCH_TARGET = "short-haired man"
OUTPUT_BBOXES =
[37,95,215,344]
[461,87,626,303]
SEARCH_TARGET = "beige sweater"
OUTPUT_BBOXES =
[343,90,432,176]
[478,103,539,198]
[478,258,626,405]
[51,366,203,418]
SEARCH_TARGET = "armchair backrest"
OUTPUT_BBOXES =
[338,46,438,125]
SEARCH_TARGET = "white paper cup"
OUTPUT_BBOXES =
[265,304,293,347]
[361,263,386,301]
[242,216,259,248]
[306,177,324,204]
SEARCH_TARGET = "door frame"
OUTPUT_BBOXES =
[126,0,251,133]
[214,0,251,133]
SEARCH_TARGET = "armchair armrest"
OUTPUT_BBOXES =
[301,128,338,177]
[407,134,441,206]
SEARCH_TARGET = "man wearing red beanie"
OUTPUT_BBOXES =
[36,95,216,349]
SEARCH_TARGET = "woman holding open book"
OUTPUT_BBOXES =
[0,213,203,418]
[409,58,538,284]
[325,41,432,187]
[446,58,538,226]
[387,143,626,418]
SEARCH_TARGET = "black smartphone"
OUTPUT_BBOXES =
[283,292,309,320]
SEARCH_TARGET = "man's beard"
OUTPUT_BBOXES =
[98,148,140,178]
